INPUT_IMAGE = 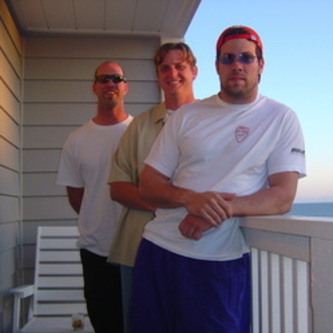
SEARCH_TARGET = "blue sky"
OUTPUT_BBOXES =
[185,0,333,203]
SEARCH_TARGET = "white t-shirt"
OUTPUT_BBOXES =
[143,94,306,261]
[57,117,133,256]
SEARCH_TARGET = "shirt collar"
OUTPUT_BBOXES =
[153,102,167,125]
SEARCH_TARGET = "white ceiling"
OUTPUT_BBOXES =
[5,0,201,38]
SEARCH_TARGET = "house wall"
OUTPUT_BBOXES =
[21,35,161,282]
[0,1,24,331]
[2,2,164,331]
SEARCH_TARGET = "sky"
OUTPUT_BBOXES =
[184,0,333,203]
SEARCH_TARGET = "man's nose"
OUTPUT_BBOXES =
[230,61,243,71]
[168,66,179,76]
[106,79,117,87]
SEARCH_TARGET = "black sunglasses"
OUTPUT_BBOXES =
[95,74,127,84]
[218,53,257,65]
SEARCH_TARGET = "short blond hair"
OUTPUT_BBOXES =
[154,43,197,69]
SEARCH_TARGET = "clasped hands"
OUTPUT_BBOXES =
[179,191,235,240]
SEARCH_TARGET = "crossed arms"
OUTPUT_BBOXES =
[138,165,299,240]
[107,163,299,241]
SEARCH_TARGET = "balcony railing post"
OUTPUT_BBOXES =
[311,237,333,333]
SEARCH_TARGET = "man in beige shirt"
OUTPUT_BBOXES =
[108,42,198,332]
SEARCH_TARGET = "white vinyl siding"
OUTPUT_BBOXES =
[0,2,23,332]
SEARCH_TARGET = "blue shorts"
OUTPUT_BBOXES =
[130,239,251,333]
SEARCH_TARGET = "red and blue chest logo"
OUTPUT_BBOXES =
[235,126,250,143]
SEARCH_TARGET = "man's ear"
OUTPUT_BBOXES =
[92,82,97,95]
[192,66,199,80]
[123,82,129,96]
[215,59,220,75]
[258,58,265,75]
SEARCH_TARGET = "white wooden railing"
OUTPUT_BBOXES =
[240,215,333,333]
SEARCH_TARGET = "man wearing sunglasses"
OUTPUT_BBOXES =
[57,61,133,333]
[132,26,306,332]
[107,42,198,332]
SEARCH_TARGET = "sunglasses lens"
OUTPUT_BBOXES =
[239,53,255,64]
[112,75,122,83]
[95,75,108,83]
[220,54,235,65]
[95,75,126,84]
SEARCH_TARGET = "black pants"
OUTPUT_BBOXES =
[80,249,123,333]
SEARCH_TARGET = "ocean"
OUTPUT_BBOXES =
[288,202,333,218]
